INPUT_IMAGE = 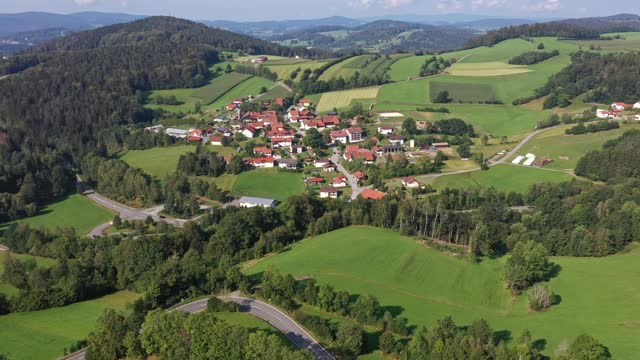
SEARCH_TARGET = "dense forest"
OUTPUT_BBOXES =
[576,130,640,181]
[520,51,640,108]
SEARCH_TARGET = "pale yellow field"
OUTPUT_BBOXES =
[317,87,380,112]
[448,62,532,77]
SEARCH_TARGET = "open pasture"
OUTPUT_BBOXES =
[1,194,113,237]
[246,226,640,358]
[232,169,305,201]
[427,164,574,193]
[119,145,196,180]
[0,291,139,360]
[317,87,379,112]
[430,81,496,103]
[512,123,640,170]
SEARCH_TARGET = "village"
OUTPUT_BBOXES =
[144,94,446,206]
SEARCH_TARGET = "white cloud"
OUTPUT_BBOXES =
[349,0,414,9]
[471,0,509,10]
[436,0,465,12]
[74,0,98,5]
[528,0,561,11]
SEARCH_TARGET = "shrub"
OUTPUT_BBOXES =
[528,283,552,311]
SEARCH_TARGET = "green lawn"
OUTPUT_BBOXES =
[0,195,113,237]
[513,123,640,170]
[428,164,574,193]
[246,226,640,359]
[232,169,305,201]
[261,84,292,100]
[377,79,430,107]
[0,290,139,360]
[119,145,197,180]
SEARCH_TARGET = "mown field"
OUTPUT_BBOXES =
[119,145,197,180]
[232,169,305,201]
[317,87,379,112]
[246,226,640,359]
[512,123,640,170]
[266,61,328,82]
[0,194,113,237]
[447,61,531,76]
[0,291,139,360]
[261,84,292,100]
[206,76,275,111]
[426,164,574,193]
[319,54,406,82]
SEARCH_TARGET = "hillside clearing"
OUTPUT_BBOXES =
[120,145,196,180]
[232,169,305,201]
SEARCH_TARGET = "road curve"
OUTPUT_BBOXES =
[60,296,334,360]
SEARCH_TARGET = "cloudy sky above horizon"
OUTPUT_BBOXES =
[4,0,640,21]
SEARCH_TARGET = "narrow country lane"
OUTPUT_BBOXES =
[60,295,334,360]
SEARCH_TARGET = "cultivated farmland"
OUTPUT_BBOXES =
[207,76,275,111]
[246,226,640,359]
[317,87,380,112]
[430,81,496,103]
[447,61,531,76]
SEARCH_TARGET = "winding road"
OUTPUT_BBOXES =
[331,149,367,200]
[62,295,334,360]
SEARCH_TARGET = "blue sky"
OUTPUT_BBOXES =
[5,0,640,21]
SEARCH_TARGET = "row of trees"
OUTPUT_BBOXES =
[508,49,560,65]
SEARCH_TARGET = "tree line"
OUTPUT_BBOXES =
[508,49,559,65]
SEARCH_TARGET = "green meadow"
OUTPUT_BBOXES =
[0,291,139,360]
[0,194,113,237]
[147,72,252,113]
[119,145,197,180]
[246,226,640,359]
[430,81,496,103]
[206,76,275,111]
[427,164,574,193]
[266,61,329,82]
[232,169,305,201]
[512,123,640,170]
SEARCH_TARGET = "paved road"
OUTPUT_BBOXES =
[223,296,335,360]
[331,150,364,200]
[88,222,111,238]
[61,296,334,360]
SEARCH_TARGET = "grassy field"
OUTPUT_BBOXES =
[561,32,640,51]
[207,76,275,111]
[430,81,496,103]
[147,72,252,113]
[318,55,405,82]
[426,164,574,193]
[261,84,292,100]
[0,291,139,360]
[266,61,328,82]
[0,195,113,237]
[246,226,640,359]
[232,169,305,201]
[119,145,196,180]
[376,79,430,107]
[317,87,379,112]
[512,123,640,170]
[0,252,57,297]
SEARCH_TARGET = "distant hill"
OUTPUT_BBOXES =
[0,27,75,55]
[204,16,366,38]
[271,20,478,53]
[466,13,640,48]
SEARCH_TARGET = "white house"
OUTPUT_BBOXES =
[611,102,632,111]
[402,176,421,188]
[389,135,405,145]
[252,157,275,168]
[239,196,277,208]
[330,176,348,188]
[240,127,256,138]
[634,102,640,110]
[635,114,640,121]
[314,159,330,168]
[210,136,224,146]
[596,109,616,119]
[377,126,394,135]
[319,187,339,199]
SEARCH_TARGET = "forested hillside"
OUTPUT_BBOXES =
[0,16,302,222]
[532,51,640,107]
[576,130,640,181]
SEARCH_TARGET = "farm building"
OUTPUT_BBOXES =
[279,158,298,170]
[611,102,632,111]
[512,156,525,165]
[306,177,325,185]
[165,128,190,138]
[597,109,617,119]
[319,187,339,199]
[523,156,536,166]
[389,135,405,145]
[402,176,421,188]
[239,196,277,208]
[383,145,403,154]
[210,137,224,146]
[252,157,275,168]
[361,189,386,200]
[634,101,640,109]
[432,142,449,149]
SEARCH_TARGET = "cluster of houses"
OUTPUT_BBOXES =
[597,101,640,120]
